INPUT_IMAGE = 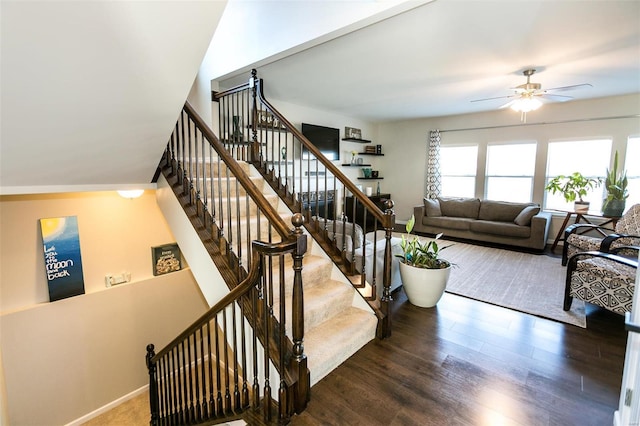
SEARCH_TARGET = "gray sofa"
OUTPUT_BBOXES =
[412,197,552,251]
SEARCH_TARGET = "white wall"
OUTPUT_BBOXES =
[377,93,640,237]
[0,191,208,425]
[1,1,224,194]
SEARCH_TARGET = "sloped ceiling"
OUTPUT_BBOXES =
[1,1,226,194]
[219,0,640,121]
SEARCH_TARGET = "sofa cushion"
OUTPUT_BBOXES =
[423,216,474,231]
[437,197,481,219]
[478,200,534,222]
[469,220,531,238]
[514,205,541,226]
[424,198,442,217]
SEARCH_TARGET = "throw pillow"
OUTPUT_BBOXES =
[514,205,540,226]
[424,198,442,217]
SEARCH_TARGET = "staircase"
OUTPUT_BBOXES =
[187,153,378,385]
[146,70,396,424]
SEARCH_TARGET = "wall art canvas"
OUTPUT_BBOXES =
[39,216,85,302]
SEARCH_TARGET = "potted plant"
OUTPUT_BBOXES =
[602,151,628,217]
[396,215,453,307]
[544,172,601,213]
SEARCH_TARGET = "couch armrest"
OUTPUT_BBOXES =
[530,211,552,250]
[412,205,427,232]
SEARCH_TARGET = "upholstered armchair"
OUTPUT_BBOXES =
[564,249,638,315]
[562,204,640,265]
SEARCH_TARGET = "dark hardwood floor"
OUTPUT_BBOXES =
[292,287,628,425]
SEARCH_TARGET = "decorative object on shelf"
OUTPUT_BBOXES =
[232,115,244,141]
[545,172,601,213]
[371,170,379,178]
[602,150,628,217]
[362,167,372,178]
[396,215,453,308]
[364,145,378,154]
[376,144,382,154]
[357,157,363,165]
[351,150,358,164]
[376,182,381,195]
[345,126,362,140]
[281,146,287,160]
[40,216,86,302]
[366,187,373,196]
[257,110,286,129]
[152,243,182,276]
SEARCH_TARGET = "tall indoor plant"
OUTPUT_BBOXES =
[396,215,453,307]
[544,172,601,213]
[602,151,628,217]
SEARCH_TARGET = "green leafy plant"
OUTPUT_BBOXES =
[395,215,452,269]
[544,172,601,203]
[603,150,628,208]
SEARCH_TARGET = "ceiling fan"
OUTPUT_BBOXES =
[471,69,593,121]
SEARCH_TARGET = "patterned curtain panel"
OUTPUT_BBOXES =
[426,130,442,199]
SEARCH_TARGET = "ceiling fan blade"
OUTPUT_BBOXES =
[544,83,593,92]
[539,93,574,102]
[470,94,517,103]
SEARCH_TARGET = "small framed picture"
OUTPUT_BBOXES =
[256,110,286,130]
[152,243,182,276]
[345,127,362,140]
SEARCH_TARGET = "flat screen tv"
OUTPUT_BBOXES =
[301,123,340,161]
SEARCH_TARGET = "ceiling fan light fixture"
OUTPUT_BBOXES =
[510,96,542,112]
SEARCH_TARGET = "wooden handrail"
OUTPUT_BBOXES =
[183,101,294,240]
[253,78,393,229]
[150,239,297,363]
[212,71,393,229]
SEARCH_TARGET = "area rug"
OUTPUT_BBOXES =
[441,241,586,328]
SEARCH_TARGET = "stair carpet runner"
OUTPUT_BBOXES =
[197,157,377,386]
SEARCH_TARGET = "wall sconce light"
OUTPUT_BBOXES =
[117,189,144,199]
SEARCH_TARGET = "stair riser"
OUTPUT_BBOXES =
[185,158,251,177]
[194,177,265,197]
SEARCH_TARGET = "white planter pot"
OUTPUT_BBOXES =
[574,201,590,213]
[399,261,451,308]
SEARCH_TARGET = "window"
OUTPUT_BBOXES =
[440,145,478,198]
[485,143,537,203]
[625,136,640,209]
[545,139,612,211]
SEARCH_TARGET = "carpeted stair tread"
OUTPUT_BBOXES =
[303,306,377,385]
[205,193,281,218]
[273,279,355,335]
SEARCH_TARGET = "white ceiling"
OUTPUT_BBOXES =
[219,0,640,122]
[0,1,226,194]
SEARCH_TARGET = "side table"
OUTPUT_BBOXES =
[549,210,620,253]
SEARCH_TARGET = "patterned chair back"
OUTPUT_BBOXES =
[616,203,640,235]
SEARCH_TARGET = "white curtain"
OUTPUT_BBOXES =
[426,130,442,199]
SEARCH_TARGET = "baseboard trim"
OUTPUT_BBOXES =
[64,385,148,426]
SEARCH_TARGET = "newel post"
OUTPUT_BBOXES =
[378,199,395,339]
[146,344,160,426]
[290,213,310,412]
